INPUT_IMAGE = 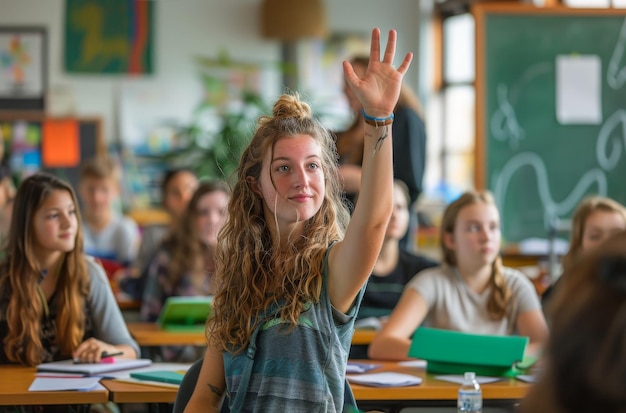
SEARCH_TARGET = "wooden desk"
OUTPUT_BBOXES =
[127,322,208,347]
[352,329,376,345]
[129,323,379,347]
[351,361,529,410]
[100,380,177,404]
[0,365,109,406]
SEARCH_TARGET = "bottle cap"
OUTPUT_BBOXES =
[464,372,476,380]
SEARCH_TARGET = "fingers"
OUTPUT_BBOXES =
[73,339,105,364]
[397,52,414,75]
[382,29,397,64]
[369,27,381,65]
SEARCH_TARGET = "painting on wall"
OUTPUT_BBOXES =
[0,27,46,111]
[64,0,154,74]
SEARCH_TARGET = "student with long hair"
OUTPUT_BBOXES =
[520,230,626,413]
[140,180,229,322]
[368,190,548,360]
[0,172,138,365]
[184,28,412,412]
[542,196,626,310]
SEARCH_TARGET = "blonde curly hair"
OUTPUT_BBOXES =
[208,94,350,353]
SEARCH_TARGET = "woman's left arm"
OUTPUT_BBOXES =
[516,309,549,357]
[329,28,413,313]
[74,258,139,362]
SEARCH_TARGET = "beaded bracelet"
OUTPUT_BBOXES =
[362,109,394,127]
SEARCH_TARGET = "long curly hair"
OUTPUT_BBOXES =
[0,173,89,366]
[561,196,626,271]
[161,180,229,293]
[440,190,511,320]
[209,94,350,353]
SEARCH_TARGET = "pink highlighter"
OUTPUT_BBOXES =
[100,351,123,364]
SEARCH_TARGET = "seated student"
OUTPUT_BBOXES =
[78,156,140,272]
[140,181,229,361]
[357,180,438,323]
[0,172,139,365]
[368,190,548,361]
[117,168,199,300]
[135,167,199,276]
[350,180,437,359]
[542,195,626,311]
[520,230,626,413]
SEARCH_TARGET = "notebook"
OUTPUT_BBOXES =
[37,358,153,376]
[157,296,213,332]
[129,370,186,385]
[408,327,528,376]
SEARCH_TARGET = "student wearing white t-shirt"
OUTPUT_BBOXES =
[368,190,548,361]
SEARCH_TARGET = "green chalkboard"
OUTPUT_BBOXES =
[475,5,626,244]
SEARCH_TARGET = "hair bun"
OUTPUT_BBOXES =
[272,94,312,120]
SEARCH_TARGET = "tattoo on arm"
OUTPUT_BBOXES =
[207,383,224,396]
[367,125,390,157]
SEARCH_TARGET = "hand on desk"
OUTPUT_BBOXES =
[72,337,137,364]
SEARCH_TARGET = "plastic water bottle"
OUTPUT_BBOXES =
[457,371,482,413]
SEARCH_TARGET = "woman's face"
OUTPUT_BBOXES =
[33,189,78,255]
[196,190,229,249]
[164,171,199,218]
[385,184,410,241]
[445,202,501,270]
[254,135,325,233]
[581,210,626,252]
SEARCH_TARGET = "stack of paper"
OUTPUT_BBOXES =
[347,372,422,387]
[434,375,502,385]
[346,362,380,374]
[29,377,102,392]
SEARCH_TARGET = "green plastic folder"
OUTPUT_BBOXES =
[130,370,185,385]
[157,296,213,332]
[408,327,528,376]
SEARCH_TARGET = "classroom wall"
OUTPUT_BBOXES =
[0,0,422,143]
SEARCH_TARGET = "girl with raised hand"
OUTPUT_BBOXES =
[368,190,548,361]
[0,172,138,365]
[184,28,412,412]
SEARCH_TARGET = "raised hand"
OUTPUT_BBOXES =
[343,28,413,119]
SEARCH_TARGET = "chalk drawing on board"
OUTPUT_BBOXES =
[490,63,553,148]
[493,152,608,233]
[490,84,524,148]
[596,109,626,171]
[607,17,626,90]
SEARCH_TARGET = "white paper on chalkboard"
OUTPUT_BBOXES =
[556,54,602,125]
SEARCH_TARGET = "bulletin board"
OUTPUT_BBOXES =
[0,112,103,190]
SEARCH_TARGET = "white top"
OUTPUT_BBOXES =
[407,265,540,335]
[83,214,140,264]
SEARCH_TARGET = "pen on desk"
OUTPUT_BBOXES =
[73,351,124,364]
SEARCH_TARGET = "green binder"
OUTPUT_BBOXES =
[408,327,528,376]
[130,370,185,385]
[157,296,213,332]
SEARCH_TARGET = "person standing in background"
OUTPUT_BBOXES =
[336,55,427,250]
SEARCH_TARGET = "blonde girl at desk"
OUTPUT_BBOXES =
[368,190,548,361]
[0,172,139,366]
[184,28,412,412]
